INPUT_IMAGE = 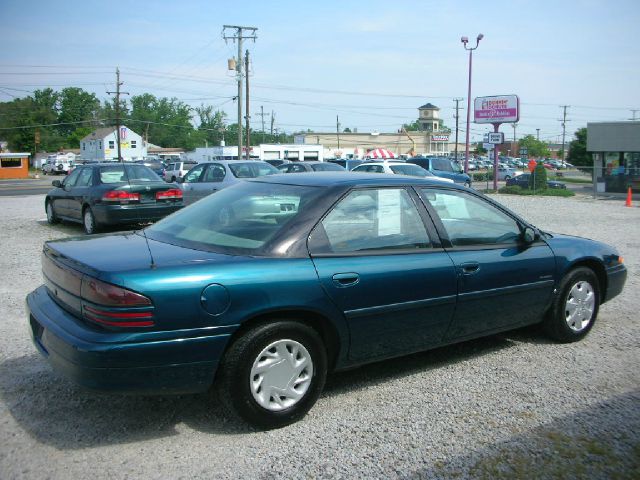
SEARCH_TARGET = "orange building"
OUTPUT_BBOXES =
[0,153,31,179]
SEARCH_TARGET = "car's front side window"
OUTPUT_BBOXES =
[183,164,206,183]
[421,189,521,246]
[63,168,82,188]
[309,188,431,254]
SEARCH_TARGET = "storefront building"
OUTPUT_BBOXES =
[0,152,30,179]
[587,121,640,193]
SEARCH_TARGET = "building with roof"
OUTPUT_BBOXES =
[0,152,31,179]
[80,126,146,161]
[294,102,453,159]
[588,121,640,193]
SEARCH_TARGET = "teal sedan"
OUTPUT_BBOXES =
[26,173,627,429]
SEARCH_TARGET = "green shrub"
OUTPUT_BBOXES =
[498,185,524,194]
[529,164,548,190]
[473,172,491,182]
[497,185,574,197]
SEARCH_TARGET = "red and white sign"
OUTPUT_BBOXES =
[120,127,127,139]
[528,159,537,172]
[431,135,449,142]
[474,95,519,124]
[366,148,397,159]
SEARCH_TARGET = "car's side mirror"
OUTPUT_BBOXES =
[52,180,62,188]
[522,226,538,243]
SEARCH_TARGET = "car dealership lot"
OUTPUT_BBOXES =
[1,193,639,479]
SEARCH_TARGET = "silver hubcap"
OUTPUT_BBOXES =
[250,339,313,412]
[565,280,595,331]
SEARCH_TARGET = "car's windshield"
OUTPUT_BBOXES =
[145,181,324,254]
[389,164,431,177]
[99,164,161,183]
[229,162,279,178]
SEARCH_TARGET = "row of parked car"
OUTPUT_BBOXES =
[50,155,574,235]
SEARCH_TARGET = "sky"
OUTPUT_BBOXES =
[1,0,639,145]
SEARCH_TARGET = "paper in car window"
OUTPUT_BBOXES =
[377,189,402,236]
[440,193,469,219]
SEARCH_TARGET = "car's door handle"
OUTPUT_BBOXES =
[332,273,360,287]
[460,262,480,275]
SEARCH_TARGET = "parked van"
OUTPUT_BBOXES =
[164,160,198,182]
[42,153,75,175]
[406,156,472,186]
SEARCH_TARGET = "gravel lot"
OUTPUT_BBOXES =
[1,192,638,479]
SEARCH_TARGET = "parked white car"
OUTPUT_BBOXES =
[164,160,198,182]
[493,166,521,181]
[351,161,454,183]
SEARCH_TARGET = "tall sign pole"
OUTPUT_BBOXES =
[223,25,257,159]
[245,49,251,159]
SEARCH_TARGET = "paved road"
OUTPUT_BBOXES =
[0,178,55,196]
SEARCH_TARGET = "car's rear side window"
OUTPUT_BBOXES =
[309,188,431,254]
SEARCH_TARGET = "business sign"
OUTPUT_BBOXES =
[474,95,519,124]
[488,132,504,144]
[431,134,450,142]
[483,143,494,150]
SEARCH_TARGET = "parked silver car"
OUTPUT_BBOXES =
[179,160,279,205]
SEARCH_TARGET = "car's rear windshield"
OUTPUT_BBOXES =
[99,165,161,184]
[229,162,279,178]
[145,181,324,254]
[389,164,430,177]
[311,163,345,172]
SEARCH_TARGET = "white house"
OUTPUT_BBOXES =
[80,126,147,161]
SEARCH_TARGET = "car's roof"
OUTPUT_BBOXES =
[193,160,272,166]
[251,171,465,189]
[356,161,408,166]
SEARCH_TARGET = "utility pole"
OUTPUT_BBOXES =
[336,115,340,149]
[270,111,275,137]
[559,105,569,161]
[245,49,250,159]
[222,25,257,159]
[107,68,129,162]
[453,98,463,160]
[536,128,540,141]
[256,105,268,144]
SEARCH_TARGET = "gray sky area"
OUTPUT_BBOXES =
[1,0,638,143]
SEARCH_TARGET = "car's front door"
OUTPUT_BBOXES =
[308,187,458,361]
[66,167,95,221]
[54,168,83,218]
[418,187,556,341]
[180,164,207,205]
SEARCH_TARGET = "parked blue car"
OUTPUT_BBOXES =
[27,173,626,428]
[406,156,472,186]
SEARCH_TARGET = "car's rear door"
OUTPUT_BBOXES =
[308,186,457,361]
[418,187,555,340]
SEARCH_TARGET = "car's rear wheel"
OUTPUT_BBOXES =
[543,267,599,342]
[83,207,100,235]
[46,200,59,224]
[464,181,471,188]
[216,321,327,429]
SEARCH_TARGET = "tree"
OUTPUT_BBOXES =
[566,128,590,167]
[195,104,227,146]
[402,120,422,131]
[518,134,550,158]
[57,87,101,137]
[128,94,196,149]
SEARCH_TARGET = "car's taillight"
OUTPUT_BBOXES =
[156,188,183,200]
[102,190,140,202]
[81,276,154,327]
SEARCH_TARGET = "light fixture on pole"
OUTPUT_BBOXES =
[461,33,483,173]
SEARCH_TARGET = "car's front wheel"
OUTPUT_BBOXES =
[83,207,100,235]
[543,267,600,342]
[46,200,59,224]
[216,321,327,429]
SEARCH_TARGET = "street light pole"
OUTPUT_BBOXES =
[461,34,483,173]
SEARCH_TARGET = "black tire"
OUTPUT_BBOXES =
[543,267,600,342]
[46,200,59,224]
[215,321,327,429]
[464,181,471,188]
[83,207,100,235]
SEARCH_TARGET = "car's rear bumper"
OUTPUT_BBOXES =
[26,285,229,394]
[93,203,183,226]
